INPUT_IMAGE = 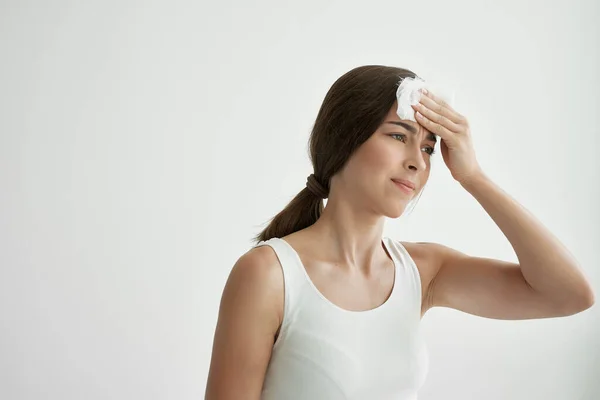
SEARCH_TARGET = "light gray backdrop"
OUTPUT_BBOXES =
[1,0,598,399]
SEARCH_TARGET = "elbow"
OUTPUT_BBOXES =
[564,265,596,314]
[581,285,596,310]
[578,279,596,310]
[542,279,596,317]
[562,285,596,316]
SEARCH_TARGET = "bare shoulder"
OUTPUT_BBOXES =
[398,241,447,315]
[205,244,284,399]
[398,241,443,281]
[223,244,285,334]
[228,245,284,316]
[238,243,286,282]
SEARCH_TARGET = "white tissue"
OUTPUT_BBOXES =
[395,76,455,122]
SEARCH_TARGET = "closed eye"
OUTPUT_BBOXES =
[390,134,436,156]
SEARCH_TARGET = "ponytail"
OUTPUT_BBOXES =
[252,174,328,244]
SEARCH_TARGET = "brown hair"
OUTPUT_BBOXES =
[252,65,422,244]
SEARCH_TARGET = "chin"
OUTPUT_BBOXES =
[383,202,408,219]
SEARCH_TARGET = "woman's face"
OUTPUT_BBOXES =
[334,102,437,218]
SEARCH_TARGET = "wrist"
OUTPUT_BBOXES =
[459,170,489,190]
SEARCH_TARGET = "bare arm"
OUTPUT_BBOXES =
[205,247,283,399]
[421,242,580,320]
[459,173,594,311]
[417,173,594,320]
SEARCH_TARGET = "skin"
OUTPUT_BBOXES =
[205,92,595,399]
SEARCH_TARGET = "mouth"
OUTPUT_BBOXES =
[391,179,416,193]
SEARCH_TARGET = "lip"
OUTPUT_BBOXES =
[392,179,416,193]
[392,178,416,190]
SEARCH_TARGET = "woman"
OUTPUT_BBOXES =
[204,65,595,399]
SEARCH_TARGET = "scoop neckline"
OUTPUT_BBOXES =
[276,237,398,314]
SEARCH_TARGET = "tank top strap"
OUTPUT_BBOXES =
[382,236,423,311]
[253,237,307,286]
[252,237,307,328]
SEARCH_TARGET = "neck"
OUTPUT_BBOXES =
[304,197,388,275]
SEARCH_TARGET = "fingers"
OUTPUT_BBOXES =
[419,91,465,126]
[414,109,455,142]
[412,100,461,133]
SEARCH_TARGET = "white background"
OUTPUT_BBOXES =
[1,1,599,399]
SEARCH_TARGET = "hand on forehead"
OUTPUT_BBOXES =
[395,77,454,124]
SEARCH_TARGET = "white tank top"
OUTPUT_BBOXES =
[253,236,429,400]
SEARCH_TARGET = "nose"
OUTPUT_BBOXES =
[403,143,428,172]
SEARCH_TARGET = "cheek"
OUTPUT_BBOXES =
[339,140,394,184]
[362,139,402,171]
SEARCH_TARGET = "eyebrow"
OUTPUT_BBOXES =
[385,121,437,143]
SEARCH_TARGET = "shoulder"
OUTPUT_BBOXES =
[399,240,470,276]
[396,241,460,313]
[229,245,285,311]
[398,240,461,270]
[237,244,284,274]
[205,246,285,398]
[396,240,445,277]
[219,245,285,333]
[218,244,286,344]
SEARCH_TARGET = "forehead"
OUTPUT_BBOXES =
[383,103,437,142]
[384,102,419,128]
